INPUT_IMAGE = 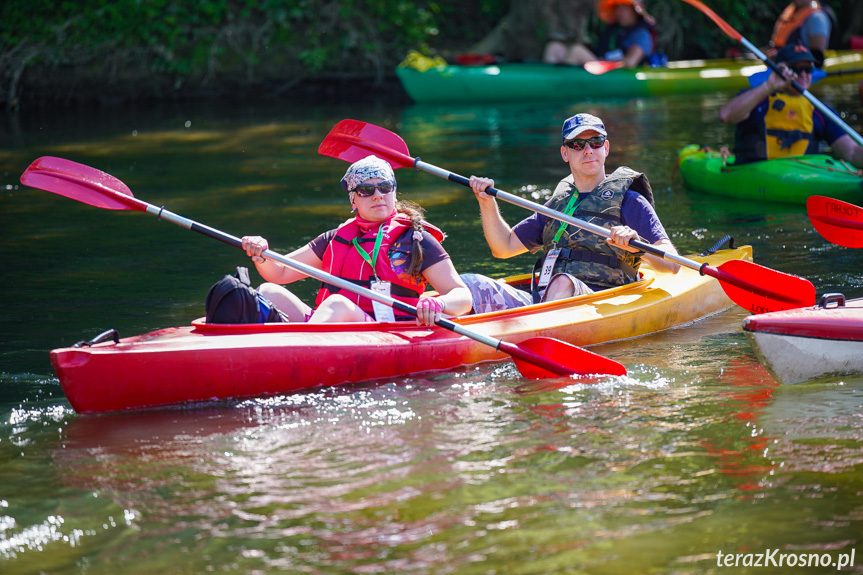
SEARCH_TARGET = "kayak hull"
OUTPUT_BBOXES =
[50,246,749,413]
[677,145,863,204]
[395,51,863,103]
[743,296,863,384]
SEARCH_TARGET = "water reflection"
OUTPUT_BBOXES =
[2,89,863,572]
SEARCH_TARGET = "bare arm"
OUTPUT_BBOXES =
[718,64,795,125]
[421,259,474,317]
[622,44,646,69]
[719,82,773,125]
[807,34,828,66]
[607,227,680,275]
[241,236,324,284]
[469,176,530,258]
[830,134,863,170]
[642,238,681,274]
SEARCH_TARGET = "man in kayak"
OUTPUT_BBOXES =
[461,113,680,313]
[718,44,863,168]
[767,0,834,67]
[545,0,661,68]
[241,155,473,325]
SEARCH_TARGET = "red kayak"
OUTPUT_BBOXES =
[49,246,747,413]
[743,294,863,384]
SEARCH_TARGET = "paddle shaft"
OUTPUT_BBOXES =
[825,67,863,78]
[134,201,575,376]
[420,161,702,268]
[416,160,808,303]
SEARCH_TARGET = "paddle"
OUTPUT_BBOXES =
[679,0,863,147]
[20,156,627,380]
[318,119,816,314]
[584,60,625,75]
[807,195,863,248]
[824,67,863,78]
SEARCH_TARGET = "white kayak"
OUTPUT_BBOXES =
[743,294,863,384]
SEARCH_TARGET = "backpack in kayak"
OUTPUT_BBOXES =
[205,266,285,324]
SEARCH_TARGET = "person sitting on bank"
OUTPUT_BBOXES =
[460,113,679,314]
[541,0,595,65]
[546,0,659,69]
[241,155,473,325]
[767,0,835,67]
[718,44,863,169]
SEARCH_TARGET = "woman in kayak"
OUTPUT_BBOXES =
[241,155,473,326]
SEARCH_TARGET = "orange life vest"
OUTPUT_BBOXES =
[770,2,823,48]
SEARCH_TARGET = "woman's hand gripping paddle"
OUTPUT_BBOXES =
[20,156,626,380]
[807,195,863,248]
[318,120,816,314]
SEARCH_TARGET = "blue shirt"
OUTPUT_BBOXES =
[799,11,832,47]
[597,22,655,64]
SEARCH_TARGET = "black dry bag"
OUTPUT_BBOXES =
[205,266,284,324]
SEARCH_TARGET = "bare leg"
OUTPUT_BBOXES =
[309,294,369,323]
[543,41,569,64]
[543,274,594,302]
[565,44,598,66]
[258,283,312,322]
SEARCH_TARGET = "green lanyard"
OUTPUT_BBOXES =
[552,193,583,244]
[352,225,385,279]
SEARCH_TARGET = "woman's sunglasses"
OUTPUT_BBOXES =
[353,181,396,197]
[564,136,607,151]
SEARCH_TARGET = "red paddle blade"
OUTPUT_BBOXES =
[583,60,625,75]
[708,259,815,314]
[21,156,145,212]
[807,195,863,248]
[501,337,627,380]
[318,119,415,169]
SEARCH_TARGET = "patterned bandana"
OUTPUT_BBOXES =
[340,155,396,193]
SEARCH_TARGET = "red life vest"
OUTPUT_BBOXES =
[771,2,823,48]
[315,213,445,319]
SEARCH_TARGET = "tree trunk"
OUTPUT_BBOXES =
[469,0,596,62]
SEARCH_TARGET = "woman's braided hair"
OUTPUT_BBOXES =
[396,199,426,279]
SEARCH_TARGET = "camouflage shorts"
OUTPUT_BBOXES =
[460,272,594,314]
[460,273,533,314]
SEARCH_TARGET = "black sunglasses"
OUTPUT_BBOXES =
[791,65,814,74]
[353,181,395,197]
[564,136,607,151]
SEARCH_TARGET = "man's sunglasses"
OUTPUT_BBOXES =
[564,136,607,151]
[791,65,814,74]
[353,181,396,197]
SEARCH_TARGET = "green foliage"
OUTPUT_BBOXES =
[0,0,860,105]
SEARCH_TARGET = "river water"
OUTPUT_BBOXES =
[1,83,862,573]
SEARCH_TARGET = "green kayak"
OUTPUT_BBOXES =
[676,145,862,204]
[395,50,863,103]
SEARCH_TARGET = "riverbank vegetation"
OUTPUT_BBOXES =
[1,0,860,109]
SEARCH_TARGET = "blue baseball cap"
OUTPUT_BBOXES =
[775,44,816,66]
[562,113,607,143]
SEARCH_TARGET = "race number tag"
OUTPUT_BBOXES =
[370,280,396,322]
[537,248,561,289]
